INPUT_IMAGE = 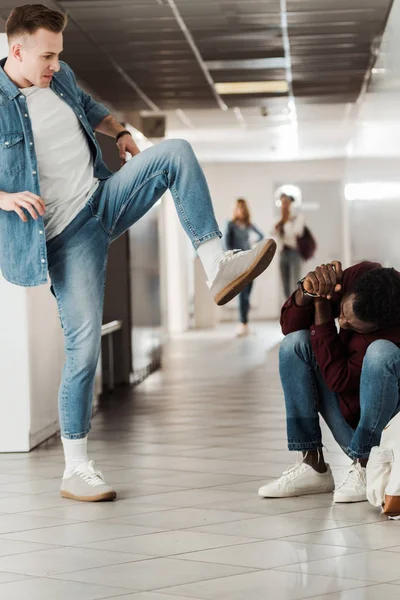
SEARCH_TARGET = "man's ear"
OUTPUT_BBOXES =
[11,43,23,62]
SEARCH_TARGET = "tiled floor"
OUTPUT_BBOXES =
[0,323,399,600]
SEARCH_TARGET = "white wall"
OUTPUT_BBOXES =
[0,276,64,452]
[202,158,347,320]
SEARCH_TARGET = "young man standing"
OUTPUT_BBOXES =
[0,4,276,501]
[258,260,400,503]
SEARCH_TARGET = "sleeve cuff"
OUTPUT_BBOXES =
[310,320,337,340]
[86,103,111,130]
[284,292,314,310]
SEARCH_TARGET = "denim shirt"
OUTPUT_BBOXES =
[0,59,112,287]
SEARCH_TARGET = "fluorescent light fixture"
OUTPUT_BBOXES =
[206,58,288,70]
[345,182,400,201]
[215,81,289,95]
[371,67,386,74]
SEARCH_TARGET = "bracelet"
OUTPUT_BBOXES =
[116,130,132,143]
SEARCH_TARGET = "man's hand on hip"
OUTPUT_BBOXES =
[117,134,141,163]
[0,191,46,222]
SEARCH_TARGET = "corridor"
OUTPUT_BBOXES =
[0,324,399,600]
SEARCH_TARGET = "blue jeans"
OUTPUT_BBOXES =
[239,282,253,324]
[47,139,221,439]
[279,330,400,460]
[280,248,302,299]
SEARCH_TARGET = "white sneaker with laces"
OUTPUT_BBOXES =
[60,460,117,502]
[209,238,276,306]
[334,462,367,503]
[258,461,335,498]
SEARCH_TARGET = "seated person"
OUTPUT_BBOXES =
[258,260,400,503]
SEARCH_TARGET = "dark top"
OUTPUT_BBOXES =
[224,220,263,251]
[280,261,400,427]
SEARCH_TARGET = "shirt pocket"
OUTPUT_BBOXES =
[0,132,25,175]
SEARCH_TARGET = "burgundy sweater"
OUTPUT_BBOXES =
[281,261,400,428]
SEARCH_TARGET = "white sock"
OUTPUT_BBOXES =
[62,436,89,477]
[197,237,225,283]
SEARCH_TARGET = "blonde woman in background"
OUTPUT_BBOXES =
[275,193,305,298]
[224,199,264,336]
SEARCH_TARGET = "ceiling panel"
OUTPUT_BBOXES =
[0,0,394,141]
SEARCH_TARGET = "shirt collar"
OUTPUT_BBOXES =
[0,58,22,100]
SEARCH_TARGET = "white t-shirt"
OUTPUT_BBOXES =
[20,86,99,240]
[278,213,305,250]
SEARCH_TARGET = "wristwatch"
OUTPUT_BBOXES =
[297,277,318,298]
[297,264,337,298]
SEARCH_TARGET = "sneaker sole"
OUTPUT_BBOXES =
[214,239,277,306]
[259,487,334,499]
[334,496,367,504]
[60,490,117,502]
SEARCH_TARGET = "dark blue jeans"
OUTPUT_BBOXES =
[239,282,253,324]
[279,330,400,460]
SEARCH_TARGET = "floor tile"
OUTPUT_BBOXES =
[162,569,369,599]
[0,545,149,576]
[0,577,132,599]
[178,538,360,569]
[0,538,59,557]
[122,489,251,508]
[0,513,76,535]
[278,550,400,583]
[49,558,255,591]
[188,514,356,540]
[308,584,400,600]
[282,521,400,550]
[105,595,200,600]
[96,507,261,530]
[22,501,173,523]
[0,572,32,584]
[283,503,385,524]
[82,529,254,556]
[2,521,161,545]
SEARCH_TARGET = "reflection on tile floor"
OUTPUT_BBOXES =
[0,323,398,600]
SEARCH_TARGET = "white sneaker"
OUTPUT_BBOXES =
[60,461,117,502]
[258,461,335,498]
[334,462,367,503]
[209,239,276,306]
[236,324,250,337]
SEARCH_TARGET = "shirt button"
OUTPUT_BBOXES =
[19,94,23,99]
[29,142,33,146]
[32,170,37,175]
[311,330,316,336]
[4,141,9,146]
[60,93,64,97]
[24,113,28,117]
[39,230,43,235]
[79,114,83,118]
[41,259,45,264]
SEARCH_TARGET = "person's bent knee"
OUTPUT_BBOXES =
[162,138,192,156]
[363,339,400,372]
[279,330,311,358]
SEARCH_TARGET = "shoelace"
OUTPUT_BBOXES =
[336,462,365,490]
[75,461,106,488]
[220,249,248,264]
[277,461,308,484]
